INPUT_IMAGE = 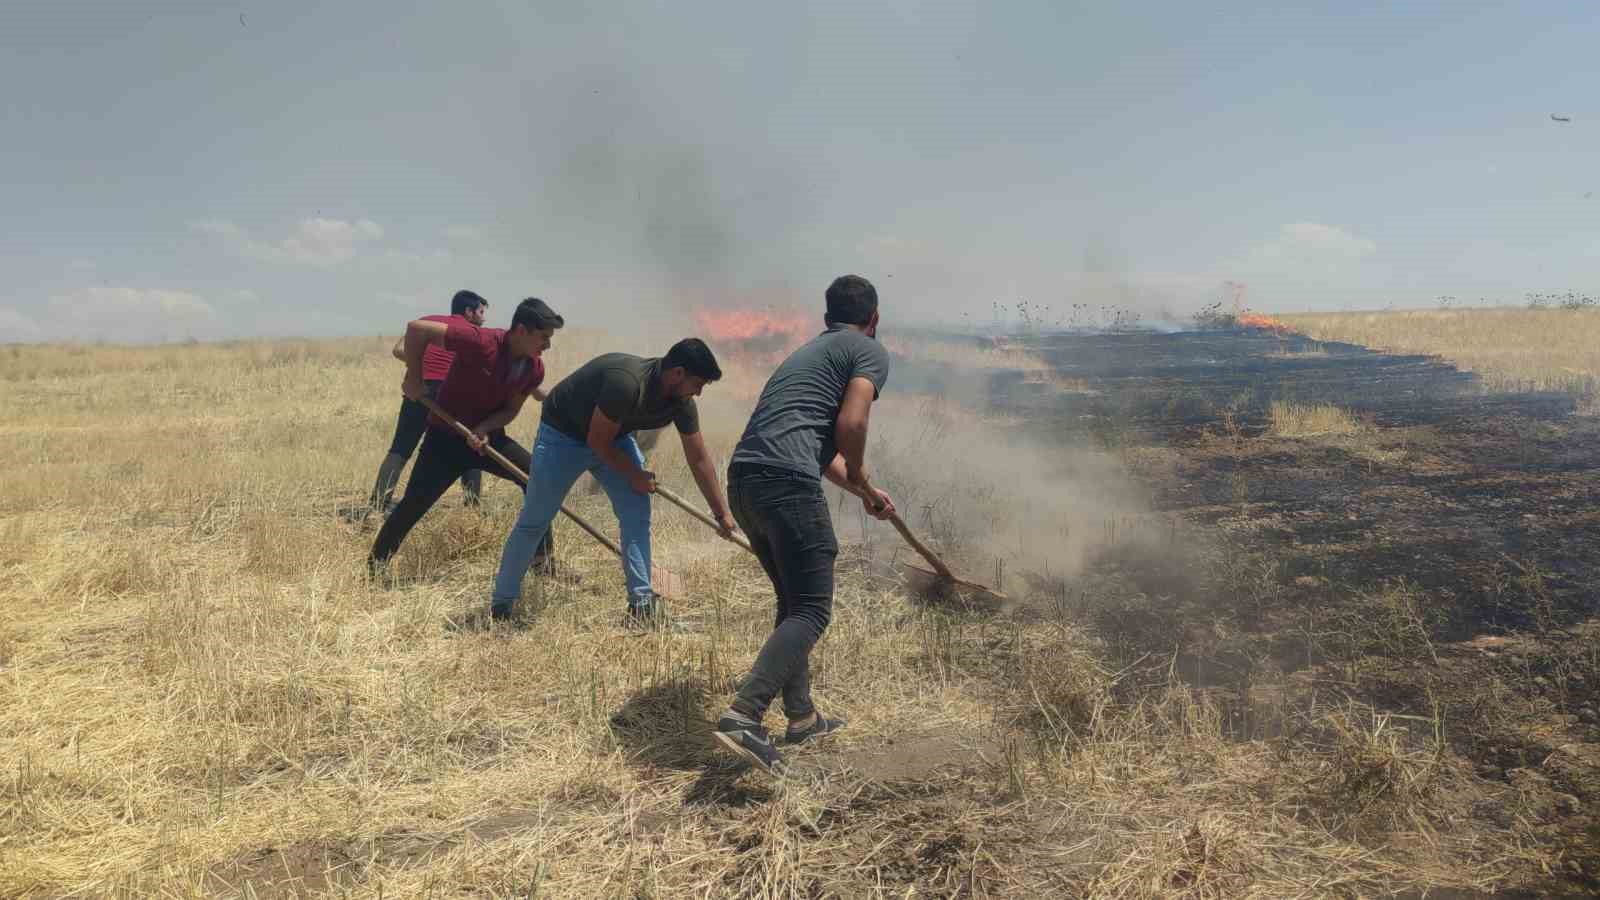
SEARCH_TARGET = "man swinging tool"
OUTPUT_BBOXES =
[712,275,896,776]
[345,290,490,523]
[487,339,735,628]
[368,297,565,576]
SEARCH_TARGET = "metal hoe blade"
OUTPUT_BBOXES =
[896,561,1008,608]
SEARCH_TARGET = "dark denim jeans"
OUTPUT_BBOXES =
[381,380,481,502]
[369,427,552,566]
[727,463,838,721]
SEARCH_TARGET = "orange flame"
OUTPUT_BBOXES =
[693,307,812,350]
[1236,312,1296,335]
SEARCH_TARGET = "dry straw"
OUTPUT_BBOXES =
[0,330,1538,897]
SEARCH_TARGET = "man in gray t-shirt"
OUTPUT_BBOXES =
[730,324,890,477]
[712,275,898,776]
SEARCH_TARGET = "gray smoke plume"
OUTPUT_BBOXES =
[491,56,813,334]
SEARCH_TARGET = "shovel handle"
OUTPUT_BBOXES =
[654,484,755,554]
[860,478,955,579]
[415,396,624,558]
[885,512,955,579]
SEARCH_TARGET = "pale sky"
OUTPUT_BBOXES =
[3,1,1596,343]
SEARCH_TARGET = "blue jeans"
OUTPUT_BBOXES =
[492,423,652,614]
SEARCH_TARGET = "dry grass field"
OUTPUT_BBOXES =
[1281,307,1600,400]
[0,322,1592,897]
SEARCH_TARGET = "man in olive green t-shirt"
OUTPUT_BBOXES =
[489,339,737,626]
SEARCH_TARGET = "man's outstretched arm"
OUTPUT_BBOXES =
[679,430,736,535]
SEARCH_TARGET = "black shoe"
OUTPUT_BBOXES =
[624,601,702,634]
[624,599,661,630]
[624,601,677,632]
[447,608,509,634]
[713,716,787,776]
[490,603,514,623]
[339,504,374,524]
[529,556,582,583]
[785,713,846,746]
[624,591,666,626]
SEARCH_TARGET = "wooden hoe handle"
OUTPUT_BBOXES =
[653,484,756,554]
[416,396,623,558]
[861,478,955,579]
[885,512,956,578]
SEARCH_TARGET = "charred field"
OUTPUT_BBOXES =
[969,325,1600,893]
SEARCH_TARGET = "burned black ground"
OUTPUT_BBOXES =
[962,327,1600,891]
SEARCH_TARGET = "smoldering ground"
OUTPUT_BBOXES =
[862,393,1161,589]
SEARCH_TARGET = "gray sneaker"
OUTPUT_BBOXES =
[785,713,847,746]
[714,715,787,776]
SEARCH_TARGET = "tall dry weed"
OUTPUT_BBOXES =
[1267,400,1366,437]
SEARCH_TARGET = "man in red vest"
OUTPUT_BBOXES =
[368,296,565,575]
[346,290,490,523]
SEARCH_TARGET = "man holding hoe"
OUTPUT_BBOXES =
[346,290,490,523]
[487,338,735,627]
[713,275,896,776]
[368,296,565,576]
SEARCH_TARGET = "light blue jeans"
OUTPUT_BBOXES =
[492,423,652,613]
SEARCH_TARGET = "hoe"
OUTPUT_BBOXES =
[418,398,683,598]
[654,481,1006,607]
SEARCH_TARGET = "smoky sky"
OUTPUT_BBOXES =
[514,64,797,304]
[4,2,1598,342]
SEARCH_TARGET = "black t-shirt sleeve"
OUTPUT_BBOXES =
[673,398,701,435]
[852,337,891,398]
[595,369,639,422]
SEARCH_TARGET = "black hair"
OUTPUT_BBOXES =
[824,275,878,326]
[512,297,564,332]
[451,290,488,316]
[662,337,722,381]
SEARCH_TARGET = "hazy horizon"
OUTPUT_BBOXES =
[4,2,1596,344]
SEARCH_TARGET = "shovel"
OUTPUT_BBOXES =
[417,397,684,598]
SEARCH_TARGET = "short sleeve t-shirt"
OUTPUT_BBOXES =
[541,353,700,441]
[730,325,890,479]
[418,314,463,381]
[429,322,545,434]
